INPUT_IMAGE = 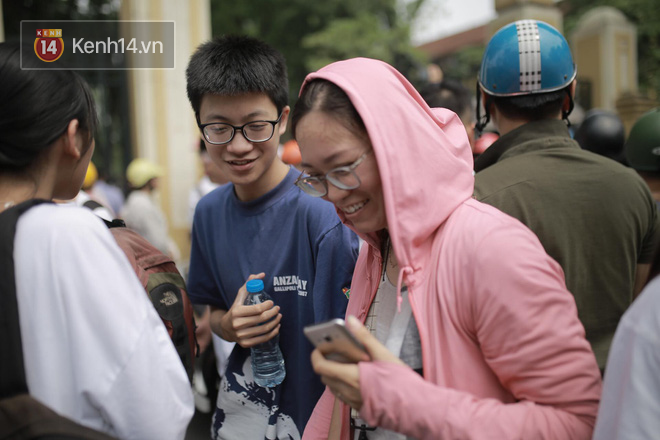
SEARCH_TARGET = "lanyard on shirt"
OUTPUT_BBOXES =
[351,289,413,439]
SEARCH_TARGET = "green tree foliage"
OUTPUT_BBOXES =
[210,0,429,106]
[2,0,119,36]
[563,0,660,100]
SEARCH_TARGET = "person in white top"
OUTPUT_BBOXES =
[188,139,229,226]
[593,263,660,440]
[121,158,180,259]
[0,42,193,439]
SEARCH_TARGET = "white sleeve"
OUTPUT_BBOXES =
[98,310,195,440]
[593,287,660,440]
[16,206,194,439]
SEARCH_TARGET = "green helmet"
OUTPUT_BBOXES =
[625,108,660,172]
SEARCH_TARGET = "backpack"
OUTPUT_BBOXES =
[0,199,117,440]
[103,219,198,382]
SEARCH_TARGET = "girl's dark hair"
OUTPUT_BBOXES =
[291,79,366,140]
[0,43,98,172]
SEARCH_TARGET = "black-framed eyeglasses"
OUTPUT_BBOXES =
[199,113,283,145]
[295,152,370,197]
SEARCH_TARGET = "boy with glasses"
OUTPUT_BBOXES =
[185,36,359,439]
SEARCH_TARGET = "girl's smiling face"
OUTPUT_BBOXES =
[296,110,386,234]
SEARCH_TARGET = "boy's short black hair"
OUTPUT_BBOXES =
[491,89,566,121]
[186,35,289,120]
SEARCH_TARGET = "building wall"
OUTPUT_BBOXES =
[571,6,638,112]
[121,0,211,263]
[574,35,602,108]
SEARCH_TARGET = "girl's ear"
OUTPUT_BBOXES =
[62,119,82,160]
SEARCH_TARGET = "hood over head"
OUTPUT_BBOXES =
[300,58,474,292]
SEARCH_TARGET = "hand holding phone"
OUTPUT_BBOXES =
[304,318,369,363]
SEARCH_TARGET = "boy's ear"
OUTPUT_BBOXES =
[61,119,83,160]
[278,106,291,135]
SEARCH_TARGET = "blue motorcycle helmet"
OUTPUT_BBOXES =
[476,20,577,132]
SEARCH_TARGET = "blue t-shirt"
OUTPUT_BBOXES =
[188,167,359,439]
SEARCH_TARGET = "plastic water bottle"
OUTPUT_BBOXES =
[244,279,285,387]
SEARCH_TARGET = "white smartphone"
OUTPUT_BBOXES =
[304,318,368,363]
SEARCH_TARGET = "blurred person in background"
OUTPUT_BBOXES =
[623,108,660,206]
[574,109,627,164]
[121,158,180,259]
[419,72,476,151]
[94,165,125,216]
[69,161,115,221]
[189,139,230,225]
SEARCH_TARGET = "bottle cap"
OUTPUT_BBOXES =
[246,279,264,293]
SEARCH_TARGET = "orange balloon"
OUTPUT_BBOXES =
[281,139,302,165]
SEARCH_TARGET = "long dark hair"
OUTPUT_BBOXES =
[0,43,97,173]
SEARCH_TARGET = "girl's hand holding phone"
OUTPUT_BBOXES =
[308,316,404,411]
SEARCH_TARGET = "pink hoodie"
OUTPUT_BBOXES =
[300,58,602,440]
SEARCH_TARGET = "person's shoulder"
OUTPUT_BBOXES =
[567,146,631,173]
[473,162,526,203]
[23,203,102,226]
[441,201,566,295]
[445,199,543,253]
[19,203,110,242]
[578,151,655,195]
[450,199,520,231]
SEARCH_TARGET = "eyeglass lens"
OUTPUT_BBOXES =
[298,168,361,197]
[204,121,275,144]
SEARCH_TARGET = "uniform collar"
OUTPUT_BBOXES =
[474,119,573,173]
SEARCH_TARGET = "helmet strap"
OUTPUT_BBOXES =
[475,82,490,135]
[562,87,574,127]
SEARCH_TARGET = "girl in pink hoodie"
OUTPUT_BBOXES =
[291,58,602,440]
